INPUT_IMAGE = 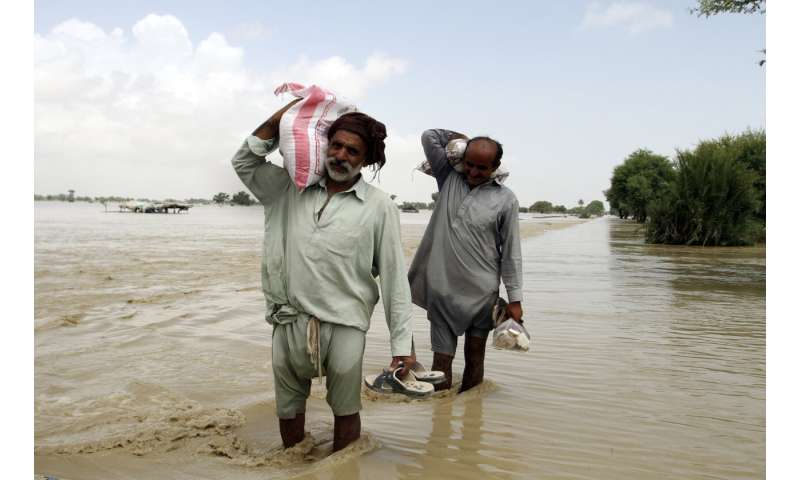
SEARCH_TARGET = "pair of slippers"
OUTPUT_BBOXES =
[364,362,446,398]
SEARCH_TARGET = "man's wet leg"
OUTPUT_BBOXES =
[333,412,361,452]
[279,412,306,448]
[460,335,487,393]
[432,352,454,391]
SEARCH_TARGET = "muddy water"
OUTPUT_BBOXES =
[34,202,765,479]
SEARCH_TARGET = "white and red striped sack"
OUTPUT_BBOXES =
[274,83,357,191]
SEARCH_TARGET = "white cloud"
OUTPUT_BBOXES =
[580,2,673,34]
[52,18,108,42]
[269,53,408,101]
[34,14,408,199]
[228,21,272,42]
[131,14,192,59]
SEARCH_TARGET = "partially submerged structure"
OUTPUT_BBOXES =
[118,201,192,213]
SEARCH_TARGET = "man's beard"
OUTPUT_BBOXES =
[325,157,363,183]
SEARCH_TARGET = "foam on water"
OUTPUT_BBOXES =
[35,204,765,479]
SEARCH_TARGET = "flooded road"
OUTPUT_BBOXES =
[34,202,765,479]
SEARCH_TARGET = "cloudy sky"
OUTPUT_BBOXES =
[34,0,765,206]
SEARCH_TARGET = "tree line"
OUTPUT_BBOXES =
[524,199,605,218]
[34,194,213,205]
[34,190,434,209]
[212,191,257,206]
[604,129,765,246]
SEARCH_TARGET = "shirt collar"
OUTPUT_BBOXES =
[317,175,368,202]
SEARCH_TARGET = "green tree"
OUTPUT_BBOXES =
[530,201,554,213]
[578,199,584,207]
[691,0,764,16]
[213,192,230,205]
[604,149,675,223]
[718,129,765,223]
[231,191,254,206]
[646,138,760,246]
[553,205,567,213]
[584,200,605,217]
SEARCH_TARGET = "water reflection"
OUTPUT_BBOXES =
[607,218,765,303]
[396,394,526,479]
[35,206,766,479]
[506,217,765,478]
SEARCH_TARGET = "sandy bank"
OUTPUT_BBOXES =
[400,216,589,260]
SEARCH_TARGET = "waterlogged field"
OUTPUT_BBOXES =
[35,202,764,479]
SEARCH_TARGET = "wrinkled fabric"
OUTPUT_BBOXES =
[272,315,366,418]
[408,129,523,338]
[232,136,413,356]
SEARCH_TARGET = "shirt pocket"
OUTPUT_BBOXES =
[313,225,367,260]
[465,206,499,230]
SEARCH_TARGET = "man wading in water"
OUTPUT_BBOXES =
[232,102,415,451]
[408,129,524,392]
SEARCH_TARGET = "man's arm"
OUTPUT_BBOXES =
[421,129,468,190]
[374,199,415,373]
[499,197,524,322]
[251,99,299,140]
[231,100,299,205]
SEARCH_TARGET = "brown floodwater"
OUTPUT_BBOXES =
[34,202,765,479]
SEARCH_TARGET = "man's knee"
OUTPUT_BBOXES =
[430,321,458,355]
[325,326,365,416]
[272,357,311,419]
[325,364,363,417]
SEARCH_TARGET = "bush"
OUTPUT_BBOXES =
[530,201,554,213]
[646,141,760,246]
[604,149,675,222]
[584,200,605,217]
[231,191,254,206]
[718,129,765,222]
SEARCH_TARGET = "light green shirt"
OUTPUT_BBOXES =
[232,136,413,356]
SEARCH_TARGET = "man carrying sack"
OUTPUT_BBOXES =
[408,129,524,392]
[232,101,414,452]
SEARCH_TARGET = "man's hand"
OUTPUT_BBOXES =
[252,98,302,140]
[390,353,416,378]
[448,131,469,142]
[507,301,524,323]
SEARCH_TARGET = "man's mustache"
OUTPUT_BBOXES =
[327,158,353,171]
